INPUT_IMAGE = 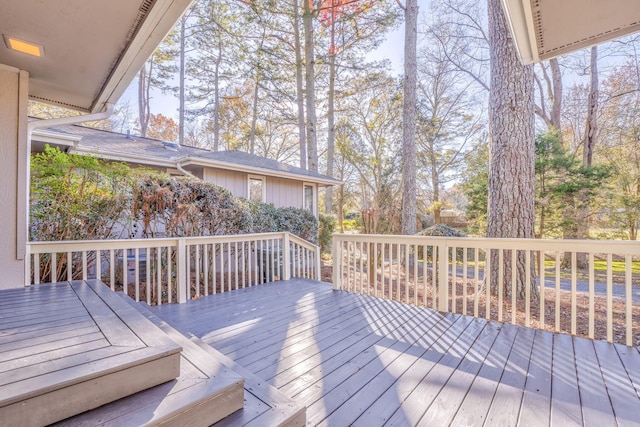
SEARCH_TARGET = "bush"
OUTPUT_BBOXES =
[250,203,317,243]
[133,176,250,237]
[416,224,467,260]
[32,148,318,244]
[318,213,337,254]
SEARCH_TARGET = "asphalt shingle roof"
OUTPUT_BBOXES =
[38,123,339,184]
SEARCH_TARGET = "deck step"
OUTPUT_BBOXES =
[55,291,245,426]
[0,281,182,427]
[146,303,306,426]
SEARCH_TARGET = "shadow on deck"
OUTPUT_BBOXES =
[150,278,640,427]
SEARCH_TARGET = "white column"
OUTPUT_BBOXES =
[0,65,28,289]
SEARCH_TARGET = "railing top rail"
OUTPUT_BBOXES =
[27,232,318,254]
[288,233,319,252]
[332,233,640,255]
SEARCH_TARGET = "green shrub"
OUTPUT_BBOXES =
[416,224,468,260]
[318,213,337,254]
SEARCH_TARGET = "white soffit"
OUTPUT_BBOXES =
[0,0,192,113]
[502,0,640,64]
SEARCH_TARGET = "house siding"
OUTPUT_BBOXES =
[203,168,248,198]
[266,177,302,209]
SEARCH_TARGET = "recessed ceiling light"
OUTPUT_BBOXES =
[3,35,43,57]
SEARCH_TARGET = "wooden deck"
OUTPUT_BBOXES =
[0,280,184,425]
[151,278,640,427]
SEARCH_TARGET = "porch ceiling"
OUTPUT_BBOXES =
[0,0,192,113]
[502,0,640,64]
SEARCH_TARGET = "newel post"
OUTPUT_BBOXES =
[283,233,291,281]
[438,241,449,312]
[332,235,340,290]
[177,238,188,303]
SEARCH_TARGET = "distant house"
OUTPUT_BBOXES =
[31,124,340,217]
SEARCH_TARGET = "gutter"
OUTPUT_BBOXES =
[27,103,115,136]
[176,160,195,178]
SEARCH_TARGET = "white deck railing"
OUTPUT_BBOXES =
[28,232,320,306]
[332,234,640,346]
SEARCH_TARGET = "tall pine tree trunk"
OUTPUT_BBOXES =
[303,0,318,172]
[401,0,418,235]
[487,0,537,299]
[293,0,307,169]
[325,20,336,214]
[178,14,186,145]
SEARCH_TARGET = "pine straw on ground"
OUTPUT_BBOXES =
[320,261,640,346]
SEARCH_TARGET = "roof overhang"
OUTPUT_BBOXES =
[502,0,640,64]
[181,158,343,187]
[0,0,193,113]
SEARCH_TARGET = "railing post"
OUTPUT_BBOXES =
[438,241,449,312]
[177,238,188,303]
[24,244,31,287]
[283,233,291,281]
[332,235,340,290]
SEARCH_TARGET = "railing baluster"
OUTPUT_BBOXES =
[195,244,200,296]
[34,254,40,284]
[571,252,577,336]
[423,245,428,307]
[485,249,491,320]
[413,243,418,306]
[204,244,209,296]
[555,252,561,332]
[525,249,531,327]
[462,246,467,315]
[109,250,115,291]
[625,254,632,347]
[452,245,457,313]
[473,248,479,316]
[96,249,101,282]
[82,251,87,280]
[134,248,140,302]
[511,249,517,325]
[51,252,57,283]
[146,247,151,305]
[213,243,218,293]
[607,253,613,343]
[122,250,128,298]
[67,251,73,281]
[589,253,595,339]
[540,250,545,330]
[498,249,503,322]
[155,247,161,305]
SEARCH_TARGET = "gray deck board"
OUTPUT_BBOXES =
[0,281,182,426]
[517,329,553,426]
[150,279,640,427]
[551,333,583,425]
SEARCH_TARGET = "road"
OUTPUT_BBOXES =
[453,266,640,303]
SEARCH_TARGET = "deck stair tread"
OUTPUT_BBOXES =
[138,299,306,427]
[0,281,181,426]
[55,291,245,427]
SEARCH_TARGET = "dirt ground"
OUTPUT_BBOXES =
[320,259,639,346]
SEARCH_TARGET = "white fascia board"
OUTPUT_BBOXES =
[31,129,81,147]
[182,157,343,187]
[501,0,538,64]
[91,0,194,112]
[69,146,177,168]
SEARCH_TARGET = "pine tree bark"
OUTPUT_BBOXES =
[487,0,537,299]
[303,0,318,172]
[325,14,336,214]
[293,0,307,169]
[178,14,186,146]
[401,0,418,235]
